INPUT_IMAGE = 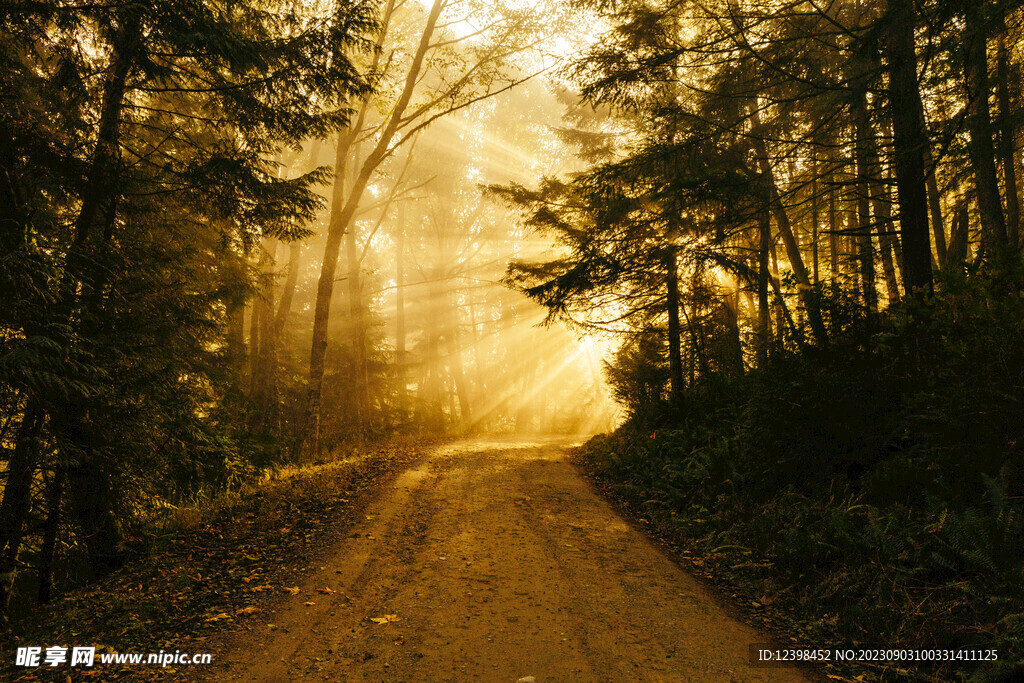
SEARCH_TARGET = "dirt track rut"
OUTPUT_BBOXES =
[209,438,808,682]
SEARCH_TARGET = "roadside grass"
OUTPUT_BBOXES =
[2,437,439,681]
[575,431,1023,683]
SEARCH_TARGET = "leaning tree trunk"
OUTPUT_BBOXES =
[768,243,801,345]
[70,8,141,261]
[306,0,441,453]
[752,134,828,343]
[307,132,351,454]
[924,147,947,267]
[963,3,1008,256]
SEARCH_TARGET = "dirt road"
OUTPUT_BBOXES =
[210,438,808,682]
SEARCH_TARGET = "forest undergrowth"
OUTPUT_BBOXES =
[577,264,1024,683]
[1,437,439,681]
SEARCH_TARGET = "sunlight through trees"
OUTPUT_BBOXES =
[2,1,1022,670]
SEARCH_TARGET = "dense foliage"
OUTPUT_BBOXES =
[580,265,1024,680]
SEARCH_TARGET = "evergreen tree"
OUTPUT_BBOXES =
[0,0,376,617]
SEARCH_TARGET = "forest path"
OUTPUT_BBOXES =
[209,438,808,682]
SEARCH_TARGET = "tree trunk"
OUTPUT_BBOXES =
[768,244,801,345]
[811,154,820,285]
[885,0,934,295]
[395,205,408,418]
[52,397,122,580]
[665,250,684,403]
[70,8,141,256]
[828,175,840,279]
[874,195,902,304]
[271,143,316,347]
[963,3,1009,255]
[996,29,1020,249]
[273,241,301,340]
[252,240,280,429]
[67,457,123,579]
[870,171,903,303]
[853,97,878,312]
[227,300,245,357]
[444,297,473,430]
[871,119,905,298]
[468,297,485,402]
[758,205,771,365]
[721,293,744,375]
[345,182,370,433]
[248,290,261,388]
[51,11,140,571]
[947,200,971,266]
[515,352,538,433]
[423,270,446,431]
[752,134,828,343]
[37,468,64,605]
[0,405,45,619]
[924,147,947,267]
[306,0,444,451]
[307,131,351,454]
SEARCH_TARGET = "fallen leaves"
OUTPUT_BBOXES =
[235,606,261,617]
[203,612,233,623]
[369,614,401,624]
